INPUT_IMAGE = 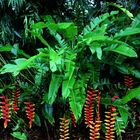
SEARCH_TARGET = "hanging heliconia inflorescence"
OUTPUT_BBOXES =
[89,89,101,140]
[12,85,20,113]
[124,75,134,89]
[59,117,70,140]
[70,111,76,127]
[84,87,97,127]
[24,101,35,128]
[105,106,117,140]
[0,96,11,128]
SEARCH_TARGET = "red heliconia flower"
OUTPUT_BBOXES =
[24,101,35,128]
[59,117,70,140]
[0,96,11,128]
[105,106,117,140]
[89,118,101,140]
[70,111,76,127]
[84,87,97,127]
[89,89,101,140]
[12,87,20,113]
[124,75,134,89]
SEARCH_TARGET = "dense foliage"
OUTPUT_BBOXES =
[0,0,140,139]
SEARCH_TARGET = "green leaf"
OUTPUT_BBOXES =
[57,23,74,29]
[118,106,129,124]
[0,53,47,76]
[114,28,140,38]
[111,45,137,57]
[115,117,126,136]
[121,87,140,104]
[113,99,130,124]
[96,47,102,60]
[31,22,48,29]
[83,35,109,44]
[0,64,18,75]
[62,59,75,98]
[46,22,77,40]
[69,89,86,121]
[49,48,62,72]
[0,44,13,52]
[34,113,41,127]
[82,11,119,35]
[62,76,75,99]
[107,3,133,19]
[11,132,27,140]
[15,58,27,65]
[44,74,63,104]
[0,44,30,58]
[89,43,102,59]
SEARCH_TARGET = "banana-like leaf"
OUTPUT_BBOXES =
[0,53,47,76]
[62,76,75,99]
[69,89,86,121]
[62,60,75,98]
[111,45,137,57]
[44,74,63,104]
[121,87,140,104]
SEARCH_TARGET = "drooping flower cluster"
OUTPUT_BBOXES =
[89,90,101,140]
[59,117,69,140]
[124,75,133,89]
[70,111,76,127]
[105,106,117,140]
[0,96,11,128]
[24,101,35,128]
[12,86,20,113]
[84,87,97,127]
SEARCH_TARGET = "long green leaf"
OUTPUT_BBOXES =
[44,74,62,104]
[111,45,137,57]
[107,2,133,19]
[114,28,140,39]
[121,87,140,104]
[69,90,86,121]
[62,60,75,98]
[0,53,47,76]
[62,76,75,99]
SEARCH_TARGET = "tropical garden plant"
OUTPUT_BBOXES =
[0,1,140,140]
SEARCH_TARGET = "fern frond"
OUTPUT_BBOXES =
[82,11,119,35]
[106,2,134,20]
[49,30,68,48]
